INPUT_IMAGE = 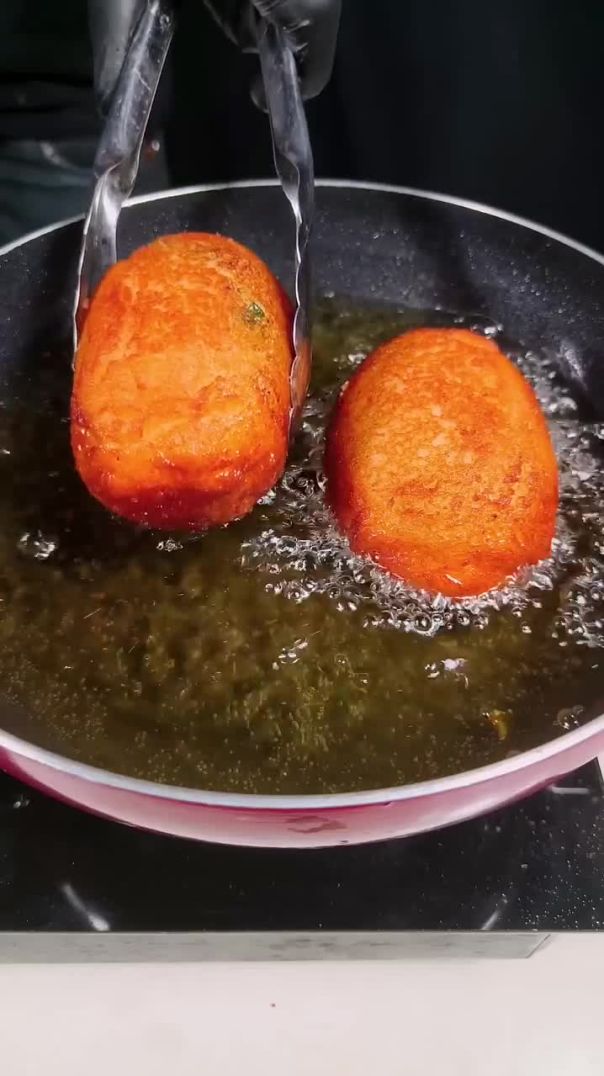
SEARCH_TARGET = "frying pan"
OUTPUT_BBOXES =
[0,179,603,848]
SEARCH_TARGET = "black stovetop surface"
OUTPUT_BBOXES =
[0,764,603,934]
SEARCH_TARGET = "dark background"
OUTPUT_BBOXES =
[167,0,604,250]
[0,1,602,249]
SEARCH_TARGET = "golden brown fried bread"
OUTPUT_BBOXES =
[71,233,293,529]
[325,328,558,597]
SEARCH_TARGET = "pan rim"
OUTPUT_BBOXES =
[1,178,604,266]
[0,178,602,810]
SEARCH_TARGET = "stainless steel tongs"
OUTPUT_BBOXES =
[73,0,174,350]
[256,17,314,430]
[73,2,314,432]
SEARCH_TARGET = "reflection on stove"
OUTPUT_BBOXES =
[0,765,602,934]
[480,896,509,932]
[60,883,111,932]
[548,784,592,796]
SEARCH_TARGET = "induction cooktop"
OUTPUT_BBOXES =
[0,763,602,962]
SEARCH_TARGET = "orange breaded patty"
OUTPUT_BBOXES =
[71,232,293,529]
[325,328,559,597]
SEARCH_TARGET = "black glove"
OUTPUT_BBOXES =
[204,0,341,100]
[87,0,340,115]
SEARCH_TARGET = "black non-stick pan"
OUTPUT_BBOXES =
[0,181,601,847]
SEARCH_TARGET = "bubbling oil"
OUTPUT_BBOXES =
[0,299,602,794]
[245,307,604,647]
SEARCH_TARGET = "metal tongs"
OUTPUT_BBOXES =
[256,17,314,430]
[73,2,314,432]
[73,0,174,350]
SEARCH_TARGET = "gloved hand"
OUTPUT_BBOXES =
[204,0,341,100]
[87,0,340,115]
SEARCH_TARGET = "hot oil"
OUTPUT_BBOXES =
[0,299,602,794]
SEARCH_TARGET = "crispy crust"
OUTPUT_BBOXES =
[71,233,293,529]
[325,328,559,597]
